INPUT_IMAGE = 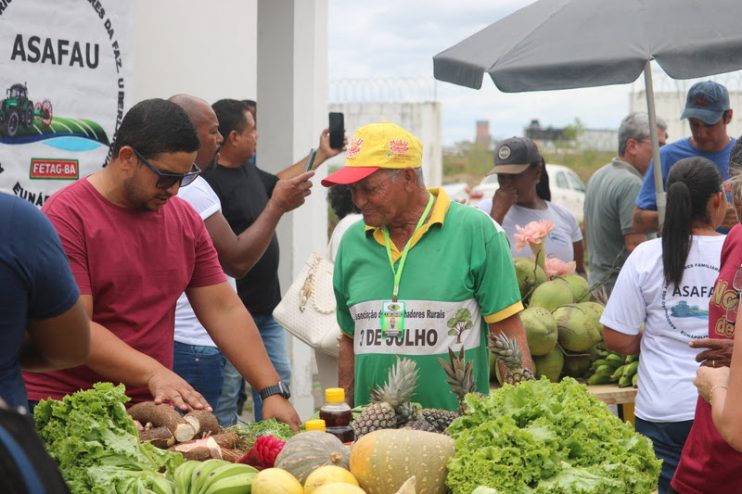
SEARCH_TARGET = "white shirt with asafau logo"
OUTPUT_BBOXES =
[600,235,724,422]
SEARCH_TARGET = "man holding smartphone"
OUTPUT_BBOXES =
[202,99,345,425]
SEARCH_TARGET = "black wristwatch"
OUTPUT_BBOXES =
[258,381,291,400]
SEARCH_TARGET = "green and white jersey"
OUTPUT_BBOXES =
[333,188,523,410]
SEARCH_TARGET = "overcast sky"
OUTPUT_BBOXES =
[327,0,636,145]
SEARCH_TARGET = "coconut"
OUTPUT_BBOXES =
[513,257,547,301]
[560,274,591,302]
[576,301,605,344]
[562,355,592,377]
[520,306,558,356]
[534,346,564,383]
[528,278,574,312]
[553,304,598,353]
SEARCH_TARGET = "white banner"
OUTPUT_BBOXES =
[0,0,133,207]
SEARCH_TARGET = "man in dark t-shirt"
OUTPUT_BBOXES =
[204,99,343,423]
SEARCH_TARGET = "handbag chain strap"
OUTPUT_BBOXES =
[299,255,335,314]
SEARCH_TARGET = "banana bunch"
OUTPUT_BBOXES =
[586,348,639,388]
[173,459,258,494]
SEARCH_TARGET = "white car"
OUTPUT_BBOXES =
[469,164,586,223]
[441,181,471,204]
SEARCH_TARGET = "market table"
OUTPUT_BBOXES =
[587,384,637,424]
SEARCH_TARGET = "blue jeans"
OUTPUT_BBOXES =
[172,341,226,410]
[214,314,291,426]
[635,417,693,494]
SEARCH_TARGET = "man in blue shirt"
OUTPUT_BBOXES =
[0,193,89,409]
[633,81,737,233]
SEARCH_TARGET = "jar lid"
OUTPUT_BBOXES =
[325,387,345,403]
[305,419,326,431]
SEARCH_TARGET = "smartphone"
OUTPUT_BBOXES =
[329,112,344,150]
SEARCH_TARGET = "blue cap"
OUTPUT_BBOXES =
[681,81,730,125]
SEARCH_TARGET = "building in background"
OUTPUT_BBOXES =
[329,78,442,186]
[475,120,492,148]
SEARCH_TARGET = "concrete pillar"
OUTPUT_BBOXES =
[257,0,329,421]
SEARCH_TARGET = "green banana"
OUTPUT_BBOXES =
[595,364,616,376]
[618,373,633,388]
[202,471,256,494]
[174,461,201,494]
[623,361,639,376]
[587,373,612,385]
[590,359,609,370]
[149,475,174,494]
[632,372,639,387]
[605,353,626,365]
[625,354,639,364]
[610,364,626,382]
[198,463,258,494]
[191,459,229,494]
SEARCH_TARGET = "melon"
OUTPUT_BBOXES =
[553,304,599,353]
[520,306,558,356]
[304,466,359,494]
[312,484,366,494]
[350,429,454,494]
[534,346,564,382]
[252,468,303,494]
[528,279,574,312]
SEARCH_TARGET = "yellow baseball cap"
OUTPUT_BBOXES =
[321,122,422,186]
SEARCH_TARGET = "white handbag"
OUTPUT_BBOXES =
[273,252,341,357]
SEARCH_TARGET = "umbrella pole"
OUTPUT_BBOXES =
[644,60,665,230]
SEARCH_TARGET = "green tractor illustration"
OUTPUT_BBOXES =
[0,83,53,137]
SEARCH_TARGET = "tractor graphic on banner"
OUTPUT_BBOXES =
[0,83,53,137]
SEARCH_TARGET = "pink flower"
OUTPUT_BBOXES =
[513,220,554,251]
[544,257,577,278]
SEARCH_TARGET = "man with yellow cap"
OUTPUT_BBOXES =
[322,122,532,410]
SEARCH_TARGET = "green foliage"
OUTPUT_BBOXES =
[443,141,494,177]
[34,383,182,494]
[229,418,297,447]
[445,378,661,494]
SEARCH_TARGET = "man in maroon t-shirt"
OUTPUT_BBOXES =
[22,99,300,429]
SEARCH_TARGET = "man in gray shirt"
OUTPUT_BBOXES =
[584,113,667,294]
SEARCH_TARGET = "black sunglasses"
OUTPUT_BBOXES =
[131,148,201,189]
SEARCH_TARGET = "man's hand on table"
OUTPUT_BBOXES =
[147,367,212,412]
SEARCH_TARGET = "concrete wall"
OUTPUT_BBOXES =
[131,1,258,102]
[630,90,742,143]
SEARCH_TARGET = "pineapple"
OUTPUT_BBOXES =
[410,347,476,433]
[491,332,535,385]
[352,357,418,438]
[437,347,477,414]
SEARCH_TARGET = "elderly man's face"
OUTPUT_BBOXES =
[349,169,407,227]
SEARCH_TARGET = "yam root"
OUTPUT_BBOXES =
[171,436,222,461]
[183,409,220,437]
[127,401,196,442]
[209,431,240,450]
[220,448,244,463]
[139,426,175,448]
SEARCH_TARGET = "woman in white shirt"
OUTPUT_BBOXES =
[601,157,728,494]
[479,137,584,272]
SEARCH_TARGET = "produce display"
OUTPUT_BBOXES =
[33,240,654,493]
[510,256,640,387]
[34,383,184,494]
